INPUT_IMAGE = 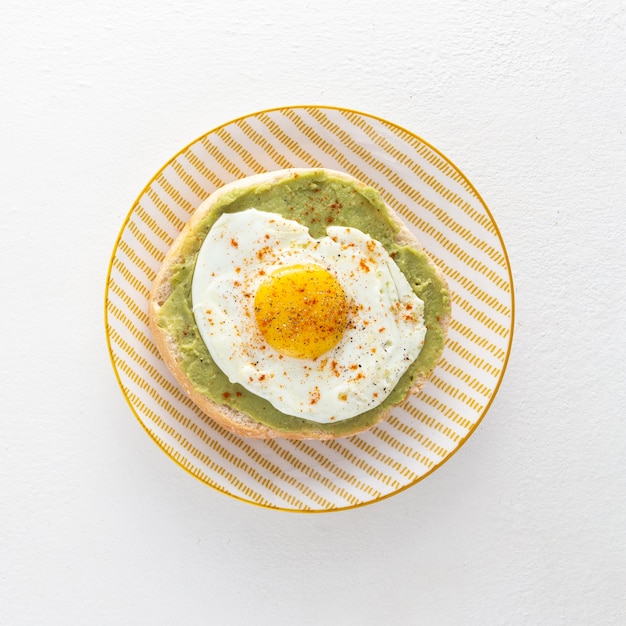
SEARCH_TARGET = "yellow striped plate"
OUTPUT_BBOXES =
[105,105,514,512]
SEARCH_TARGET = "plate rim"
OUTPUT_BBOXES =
[104,103,515,513]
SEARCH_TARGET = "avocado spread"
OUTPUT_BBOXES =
[157,170,450,436]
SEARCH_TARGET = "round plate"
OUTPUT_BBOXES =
[105,105,514,512]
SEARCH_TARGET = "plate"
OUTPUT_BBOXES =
[105,105,514,512]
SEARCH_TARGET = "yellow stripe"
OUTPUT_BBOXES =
[219,430,335,509]
[437,358,493,399]
[200,136,250,179]
[154,174,196,216]
[106,302,160,358]
[401,401,462,444]
[340,110,492,229]
[446,292,510,345]
[145,188,187,231]
[325,439,405,490]
[451,292,510,339]
[327,442,406,489]
[117,239,157,283]
[127,220,166,263]
[129,393,306,509]
[264,439,362,506]
[369,427,435,470]
[288,440,383,498]
[386,412,450,457]
[307,108,505,266]
[184,149,226,190]
[212,129,266,174]
[134,205,176,246]
[109,326,199,407]
[429,375,484,414]
[434,256,511,317]
[171,160,211,202]
[341,110,477,197]
[426,203,505,266]
[341,437,420,483]
[237,119,296,170]
[114,354,198,424]
[257,113,324,167]
[283,108,382,181]
[112,257,150,298]
[108,280,150,326]
[449,319,506,362]
[417,391,474,432]
[446,339,502,378]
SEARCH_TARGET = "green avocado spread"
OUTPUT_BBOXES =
[157,169,450,436]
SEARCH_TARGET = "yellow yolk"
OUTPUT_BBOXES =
[254,264,348,359]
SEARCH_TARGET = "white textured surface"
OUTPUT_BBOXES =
[1,1,625,624]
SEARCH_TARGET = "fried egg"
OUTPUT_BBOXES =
[191,209,426,423]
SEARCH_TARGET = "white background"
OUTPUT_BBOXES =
[2,1,625,624]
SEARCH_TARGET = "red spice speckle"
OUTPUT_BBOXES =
[230,238,239,247]
[309,387,321,405]
[257,246,271,260]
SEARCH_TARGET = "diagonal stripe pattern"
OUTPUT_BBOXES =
[105,106,514,512]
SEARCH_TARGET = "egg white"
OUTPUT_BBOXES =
[191,209,426,423]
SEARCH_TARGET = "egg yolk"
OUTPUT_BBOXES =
[254,264,348,359]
